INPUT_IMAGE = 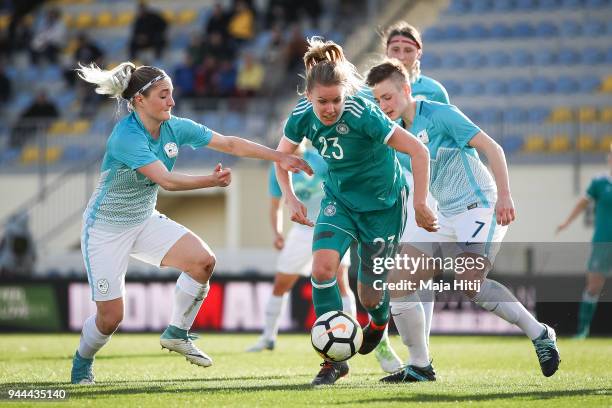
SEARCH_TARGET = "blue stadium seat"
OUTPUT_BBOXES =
[535,22,558,38]
[464,52,485,69]
[512,22,535,38]
[492,0,515,11]
[423,27,445,41]
[515,0,537,9]
[62,145,87,162]
[420,53,441,69]
[500,135,524,154]
[558,48,579,65]
[606,46,612,63]
[4,66,17,82]
[510,49,533,66]
[583,19,606,36]
[470,0,494,12]
[490,23,512,39]
[462,80,484,96]
[534,49,556,65]
[538,0,560,9]
[444,80,462,96]
[531,77,555,94]
[447,0,470,14]
[465,108,483,123]
[201,112,222,130]
[484,79,507,95]
[41,65,61,82]
[440,53,465,69]
[555,76,579,93]
[559,20,582,37]
[481,107,501,123]
[584,0,608,7]
[465,23,489,40]
[508,78,531,94]
[487,51,511,67]
[505,107,527,122]
[582,47,604,64]
[560,0,584,7]
[527,107,550,123]
[578,76,601,93]
[445,25,465,40]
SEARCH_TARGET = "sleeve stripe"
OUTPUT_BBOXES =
[282,135,300,145]
[384,123,399,144]
[345,107,363,118]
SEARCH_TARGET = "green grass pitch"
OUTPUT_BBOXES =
[0,333,610,407]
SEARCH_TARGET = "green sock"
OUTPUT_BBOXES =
[365,289,390,326]
[312,277,342,317]
[161,324,188,339]
[577,292,598,335]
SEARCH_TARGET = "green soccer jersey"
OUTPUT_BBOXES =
[283,95,405,212]
[586,174,612,242]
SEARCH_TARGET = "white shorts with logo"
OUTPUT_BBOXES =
[276,225,351,276]
[410,207,507,265]
[81,211,188,301]
[401,171,439,242]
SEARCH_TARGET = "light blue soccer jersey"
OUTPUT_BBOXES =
[268,148,328,219]
[586,174,612,242]
[405,100,496,217]
[84,112,212,228]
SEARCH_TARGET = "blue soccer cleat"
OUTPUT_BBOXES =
[71,351,95,385]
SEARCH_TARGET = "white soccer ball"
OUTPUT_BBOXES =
[311,310,363,362]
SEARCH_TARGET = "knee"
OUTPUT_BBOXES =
[312,262,337,282]
[189,252,216,282]
[358,287,384,309]
[97,311,123,335]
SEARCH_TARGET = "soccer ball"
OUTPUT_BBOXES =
[311,310,363,362]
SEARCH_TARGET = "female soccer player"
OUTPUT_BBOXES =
[70,62,312,384]
[275,38,437,386]
[247,143,356,352]
[557,145,612,338]
[366,59,560,382]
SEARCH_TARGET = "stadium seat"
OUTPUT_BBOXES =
[0,14,9,31]
[548,134,571,152]
[465,24,489,39]
[49,120,71,135]
[423,27,444,41]
[481,107,501,123]
[532,77,554,94]
[445,25,465,40]
[538,0,560,10]
[558,49,579,65]
[560,0,584,8]
[535,22,558,38]
[601,75,612,92]
[62,145,87,162]
[559,20,582,37]
[577,134,596,151]
[70,120,91,135]
[500,135,524,154]
[421,53,441,69]
[73,12,94,29]
[96,11,114,28]
[484,79,507,95]
[534,49,556,66]
[505,108,528,123]
[582,47,604,65]
[440,53,465,69]
[549,107,574,123]
[584,0,608,6]
[490,23,512,39]
[583,19,606,36]
[20,145,40,165]
[447,0,470,14]
[176,9,198,25]
[508,78,531,95]
[513,22,535,38]
[444,80,462,96]
[161,10,175,23]
[116,11,134,26]
[600,107,612,122]
[470,0,493,12]
[464,52,484,68]
[527,107,551,123]
[578,107,598,122]
[579,77,601,93]
[487,51,510,67]
[515,0,538,10]
[599,135,612,151]
[492,0,515,11]
[510,49,533,66]
[524,134,546,152]
[555,76,579,93]
[462,80,483,96]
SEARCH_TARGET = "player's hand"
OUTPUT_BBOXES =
[495,193,516,226]
[212,163,232,187]
[555,222,569,235]
[414,203,439,232]
[279,154,313,175]
[286,196,314,227]
[273,233,285,250]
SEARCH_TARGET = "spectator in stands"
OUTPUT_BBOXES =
[227,0,255,46]
[3,0,40,59]
[194,56,219,100]
[129,1,168,60]
[65,32,105,87]
[236,52,264,96]
[173,53,196,99]
[0,213,36,278]
[9,90,59,148]
[0,61,12,104]
[284,24,309,74]
[202,31,235,62]
[29,7,67,65]
[186,33,205,66]
[204,3,229,38]
[213,59,237,97]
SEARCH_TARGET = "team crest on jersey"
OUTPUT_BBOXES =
[164,142,179,158]
[336,123,349,134]
[96,279,109,295]
[417,130,429,144]
[323,204,336,216]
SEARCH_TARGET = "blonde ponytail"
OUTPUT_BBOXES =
[76,62,136,99]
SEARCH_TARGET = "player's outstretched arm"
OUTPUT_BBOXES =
[275,138,313,227]
[270,197,285,250]
[138,161,231,191]
[387,127,438,232]
[556,197,590,234]
[207,132,313,175]
[469,131,516,226]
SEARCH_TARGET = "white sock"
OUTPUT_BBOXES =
[341,292,357,317]
[583,289,600,303]
[473,279,544,340]
[77,314,112,359]
[417,283,435,340]
[262,293,288,341]
[390,292,430,367]
[170,273,210,330]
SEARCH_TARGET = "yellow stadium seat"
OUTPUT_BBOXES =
[577,134,595,151]
[116,11,134,26]
[97,11,114,28]
[20,146,40,165]
[70,120,91,135]
[599,136,612,152]
[578,107,597,123]
[523,135,546,153]
[162,10,175,23]
[601,75,612,93]
[548,107,573,123]
[49,120,71,135]
[73,12,94,29]
[45,146,62,163]
[600,107,612,122]
[0,14,10,31]
[548,134,571,153]
[175,9,197,25]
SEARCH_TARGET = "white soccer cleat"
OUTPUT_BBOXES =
[374,337,403,373]
[246,337,275,352]
[160,337,213,367]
